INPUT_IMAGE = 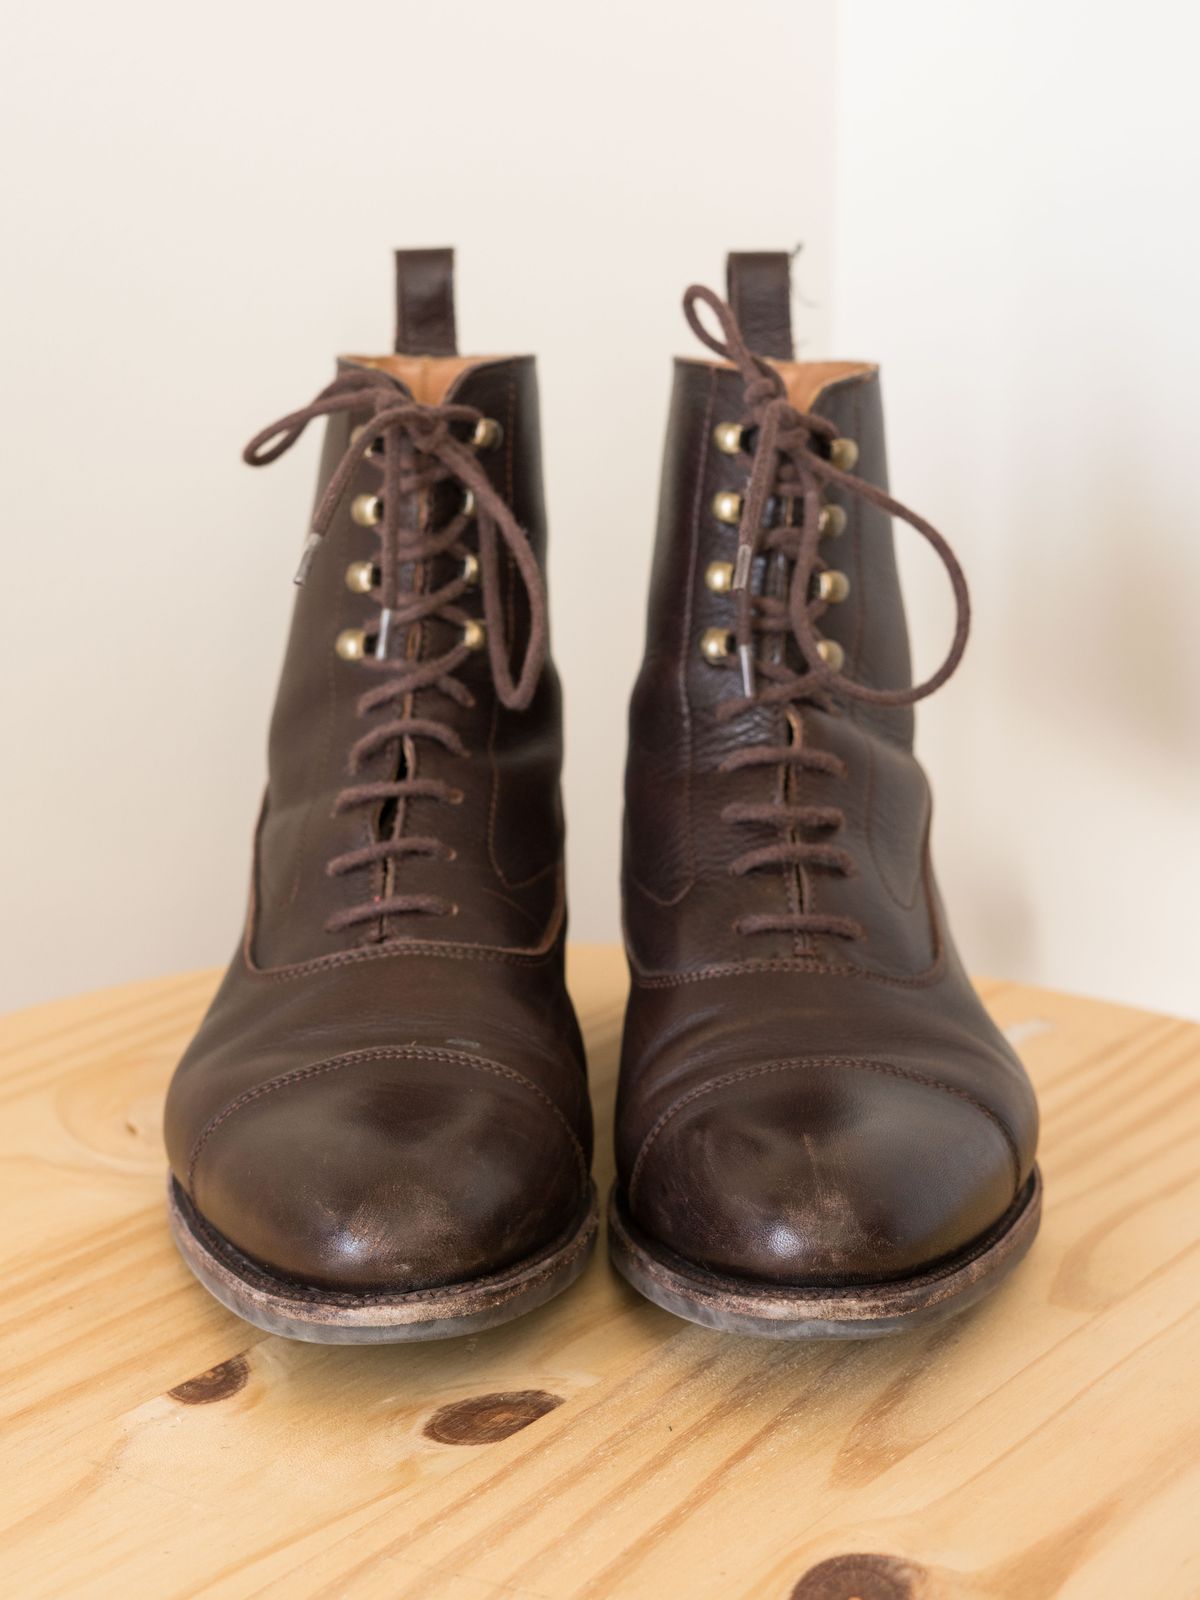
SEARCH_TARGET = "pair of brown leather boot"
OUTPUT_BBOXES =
[165,249,1041,1342]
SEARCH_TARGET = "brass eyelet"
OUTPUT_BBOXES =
[829,437,859,472]
[462,619,486,651]
[712,421,745,455]
[335,628,367,662]
[461,488,476,517]
[818,504,847,538]
[344,560,377,595]
[705,560,734,594]
[701,626,733,664]
[460,551,480,586]
[350,424,382,457]
[816,637,845,670]
[817,570,850,604]
[351,493,382,527]
[472,418,503,450]
[712,490,742,525]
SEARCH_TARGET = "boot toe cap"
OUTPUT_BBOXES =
[184,1050,587,1293]
[627,1059,1021,1286]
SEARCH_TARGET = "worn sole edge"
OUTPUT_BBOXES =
[168,1175,600,1344]
[608,1165,1042,1340]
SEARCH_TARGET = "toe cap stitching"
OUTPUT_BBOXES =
[186,1045,587,1194]
[627,1055,1022,1209]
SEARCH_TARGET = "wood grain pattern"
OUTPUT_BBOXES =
[1,949,1196,1599]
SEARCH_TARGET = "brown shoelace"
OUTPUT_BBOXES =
[245,370,547,932]
[683,284,971,942]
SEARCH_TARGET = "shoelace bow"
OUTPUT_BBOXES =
[244,369,548,932]
[683,284,971,941]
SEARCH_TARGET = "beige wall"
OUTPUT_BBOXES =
[0,0,836,1009]
[833,0,1200,1018]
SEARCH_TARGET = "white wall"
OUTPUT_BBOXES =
[834,1,1200,1017]
[6,2,1195,1020]
[0,0,835,1010]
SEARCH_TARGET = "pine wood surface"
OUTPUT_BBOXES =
[1,946,1197,1599]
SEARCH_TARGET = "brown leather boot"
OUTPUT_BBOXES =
[612,253,1040,1338]
[165,250,596,1342]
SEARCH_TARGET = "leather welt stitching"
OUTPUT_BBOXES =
[627,1055,1022,1208]
[183,1186,597,1310]
[629,944,946,989]
[242,878,566,981]
[862,739,929,913]
[254,939,560,981]
[245,754,565,976]
[187,1046,586,1193]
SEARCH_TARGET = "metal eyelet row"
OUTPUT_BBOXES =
[338,448,487,660]
[711,421,858,472]
[702,561,850,606]
[351,486,477,530]
[343,551,479,596]
[700,626,844,672]
[703,425,857,671]
[335,614,485,662]
[709,491,849,538]
[351,418,502,453]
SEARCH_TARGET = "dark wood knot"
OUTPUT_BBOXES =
[168,1353,250,1406]
[790,1553,925,1600]
[423,1389,563,1446]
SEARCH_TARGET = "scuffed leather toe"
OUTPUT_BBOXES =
[626,1059,1021,1286]
[183,1048,587,1293]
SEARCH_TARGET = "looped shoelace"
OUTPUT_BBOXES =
[682,284,971,942]
[244,369,548,933]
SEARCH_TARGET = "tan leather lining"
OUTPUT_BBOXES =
[681,356,878,413]
[347,354,876,412]
[343,354,504,405]
[770,359,878,413]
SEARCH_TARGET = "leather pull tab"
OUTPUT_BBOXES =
[726,252,794,360]
[394,248,458,356]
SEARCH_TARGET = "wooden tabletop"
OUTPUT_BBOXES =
[2,947,1197,1599]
